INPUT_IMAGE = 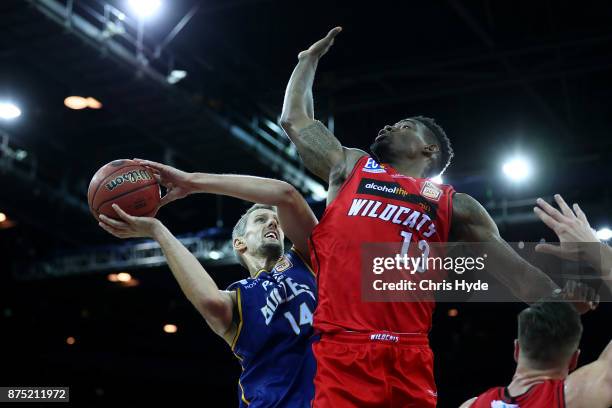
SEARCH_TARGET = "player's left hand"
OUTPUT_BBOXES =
[98,204,162,239]
[559,280,599,314]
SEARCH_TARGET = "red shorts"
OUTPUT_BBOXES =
[312,331,437,408]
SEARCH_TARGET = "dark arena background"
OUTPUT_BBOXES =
[1,0,611,406]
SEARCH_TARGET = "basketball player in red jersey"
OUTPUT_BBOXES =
[279,27,594,407]
[460,299,612,408]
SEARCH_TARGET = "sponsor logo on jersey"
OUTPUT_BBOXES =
[491,401,518,408]
[357,179,438,219]
[420,181,442,202]
[362,157,386,173]
[274,256,292,272]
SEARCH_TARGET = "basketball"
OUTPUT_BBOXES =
[87,159,161,221]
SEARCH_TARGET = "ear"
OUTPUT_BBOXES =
[233,237,247,254]
[568,349,580,372]
[423,144,440,157]
[514,339,520,363]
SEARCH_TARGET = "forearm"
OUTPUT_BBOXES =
[187,173,295,207]
[489,241,560,303]
[153,224,229,318]
[281,55,318,123]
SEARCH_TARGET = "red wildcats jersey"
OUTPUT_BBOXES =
[309,156,455,334]
[471,380,566,407]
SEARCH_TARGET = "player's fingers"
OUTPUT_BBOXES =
[535,243,566,257]
[553,194,575,218]
[326,26,342,40]
[572,203,589,225]
[98,221,125,238]
[133,158,166,171]
[533,207,561,231]
[99,214,129,229]
[111,204,134,222]
[535,198,567,223]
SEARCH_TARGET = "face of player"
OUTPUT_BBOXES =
[243,209,285,261]
[370,119,434,164]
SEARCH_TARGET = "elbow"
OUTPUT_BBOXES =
[280,115,296,133]
[277,181,302,207]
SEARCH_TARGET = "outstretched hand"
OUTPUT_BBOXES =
[133,158,193,207]
[534,194,600,261]
[99,204,162,239]
[298,27,342,60]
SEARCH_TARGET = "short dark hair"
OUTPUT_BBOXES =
[409,116,453,178]
[232,204,277,267]
[518,301,583,369]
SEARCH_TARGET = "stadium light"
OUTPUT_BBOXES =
[502,156,532,182]
[128,0,162,18]
[0,102,21,120]
[596,227,612,241]
[0,213,6,223]
[163,324,177,334]
[431,175,443,184]
[209,250,223,260]
[167,70,187,85]
[66,336,76,345]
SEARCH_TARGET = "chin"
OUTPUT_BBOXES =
[370,141,391,163]
[260,241,284,260]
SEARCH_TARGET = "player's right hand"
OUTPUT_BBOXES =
[133,159,193,207]
[298,27,342,60]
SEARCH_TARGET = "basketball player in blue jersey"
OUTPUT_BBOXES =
[97,160,318,407]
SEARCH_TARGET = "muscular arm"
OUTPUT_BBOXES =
[279,28,365,183]
[187,173,317,259]
[153,224,236,344]
[450,192,560,303]
[565,340,612,408]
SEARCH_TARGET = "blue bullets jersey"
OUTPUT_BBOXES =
[227,249,317,408]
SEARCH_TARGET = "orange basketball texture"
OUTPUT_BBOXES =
[87,159,161,221]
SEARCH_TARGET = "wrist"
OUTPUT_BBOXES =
[185,172,206,194]
[151,220,167,241]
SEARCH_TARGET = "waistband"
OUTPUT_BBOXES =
[321,330,429,345]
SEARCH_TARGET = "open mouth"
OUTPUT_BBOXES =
[264,231,278,240]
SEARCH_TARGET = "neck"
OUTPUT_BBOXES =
[508,362,567,396]
[245,255,278,278]
[388,159,428,178]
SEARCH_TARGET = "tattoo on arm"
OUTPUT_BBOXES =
[296,120,343,180]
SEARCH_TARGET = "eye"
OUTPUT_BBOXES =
[255,216,265,223]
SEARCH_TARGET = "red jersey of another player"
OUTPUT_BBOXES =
[309,156,455,334]
[471,380,566,407]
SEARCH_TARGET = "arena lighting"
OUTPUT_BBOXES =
[596,227,612,241]
[167,69,187,85]
[0,213,6,223]
[0,102,21,120]
[431,175,443,184]
[448,308,459,317]
[208,250,223,260]
[116,272,132,282]
[107,273,119,282]
[163,324,178,334]
[66,336,76,345]
[502,156,532,182]
[86,97,103,109]
[64,96,103,110]
[128,0,162,18]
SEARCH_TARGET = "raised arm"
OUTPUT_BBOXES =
[534,194,612,291]
[565,340,612,408]
[450,192,561,303]
[279,27,365,183]
[98,205,236,344]
[134,159,317,259]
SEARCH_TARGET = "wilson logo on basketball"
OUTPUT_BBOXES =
[104,170,153,191]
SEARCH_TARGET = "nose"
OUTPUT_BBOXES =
[384,125,393,131]
[266,218,279,229]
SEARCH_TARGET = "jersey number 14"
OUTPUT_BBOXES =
[283,302,313,335]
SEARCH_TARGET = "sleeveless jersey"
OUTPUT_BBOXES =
[471,380,566,408]
[227,249,317,407]
[309,156,455,334]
